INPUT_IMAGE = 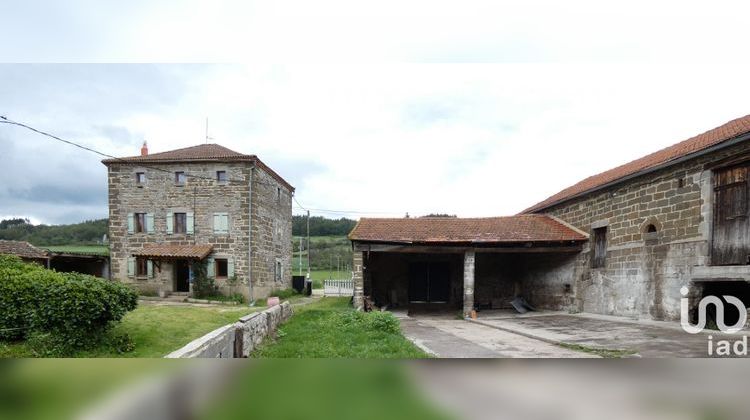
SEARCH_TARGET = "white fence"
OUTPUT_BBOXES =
[324,279,354,297]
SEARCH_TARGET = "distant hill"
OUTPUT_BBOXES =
[1,214,357,247]
[292,215,357,237]
[0,218,108,246]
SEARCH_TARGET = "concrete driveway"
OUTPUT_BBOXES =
[472,311,740,358]
[398,315,597,358]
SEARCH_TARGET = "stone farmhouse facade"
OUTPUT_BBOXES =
[351,114,750,323]
[103,143,293,300]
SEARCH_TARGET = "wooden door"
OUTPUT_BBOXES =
[712,164,750,265]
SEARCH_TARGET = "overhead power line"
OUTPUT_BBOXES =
[1,115,405,218]
[0,116,282,190]
[292,206,402,216]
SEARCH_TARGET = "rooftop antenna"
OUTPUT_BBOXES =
[205,117,214,144]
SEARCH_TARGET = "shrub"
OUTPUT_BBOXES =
[191,260,218,299]
[0,255,138,354]
[270,288,300,300]
[334,310,400,334]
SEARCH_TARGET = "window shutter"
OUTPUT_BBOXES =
[127,213,135,234]
[147,260,154,278]
[186,212,194,234]
[227,258,235,278]
[222,214,229,233]
[207,257,215,278]
[166,212,173,234]
[127,257,135,277]
[146,213,155,233]
[213,213,226,234]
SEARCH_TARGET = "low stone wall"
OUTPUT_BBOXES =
[165,301,294,358]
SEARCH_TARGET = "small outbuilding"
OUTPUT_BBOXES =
[0,240,50,266]
[348,215,588,316]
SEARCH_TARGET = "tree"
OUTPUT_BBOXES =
[0,218,30,230]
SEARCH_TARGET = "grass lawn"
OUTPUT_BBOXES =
[253,297,428,358]
[0,360,180,420]
[0,303,258,358]
[202,361,452,420]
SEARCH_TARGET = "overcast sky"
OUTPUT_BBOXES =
[2,1,750,224]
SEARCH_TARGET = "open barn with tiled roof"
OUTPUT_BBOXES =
[350,114,750,322]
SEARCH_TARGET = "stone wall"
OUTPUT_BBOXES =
[107,162,252,296]
[538,140,750,320]
[165,301,294,358]
[249,166,293,299]
[106,160,293,301]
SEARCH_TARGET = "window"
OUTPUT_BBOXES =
[175,171,186,186]
[277,187,281,202]
[592,227,607,268]
[275,260,282,282]
[174,213,187,234]
[216,170,227,184]
[135,172,146,185]
[135,213,147,233]
[215,258,228,278]
[213,213,229,234]
[136,258,148,276]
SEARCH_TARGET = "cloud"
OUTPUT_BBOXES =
[2,2,750,223]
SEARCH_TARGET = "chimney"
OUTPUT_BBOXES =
[140,141,148,156]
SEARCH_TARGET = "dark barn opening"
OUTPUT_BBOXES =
[693,281,750,328]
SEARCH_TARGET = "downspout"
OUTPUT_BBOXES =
[248,163,255,305]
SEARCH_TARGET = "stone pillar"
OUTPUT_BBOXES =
[463,250,475,318]
[353,251,364,310]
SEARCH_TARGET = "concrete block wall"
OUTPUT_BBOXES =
[165,301,294,359]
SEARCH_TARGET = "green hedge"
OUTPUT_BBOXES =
[0,255,138,353]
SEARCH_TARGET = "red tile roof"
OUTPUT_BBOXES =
[524,114,750,213]
[101,144,294,191]
[133,244,213,259]
[0,240,49,259]
[348,215,588,244]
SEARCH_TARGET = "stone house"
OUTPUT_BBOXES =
[351,114,750,323]
[102,143,293,300]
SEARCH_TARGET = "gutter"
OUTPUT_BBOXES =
[528,131,750,213]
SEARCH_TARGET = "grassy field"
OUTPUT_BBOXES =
[293,235,352,270]
[0,360,181,420]
[43,245,109,256]
[0,303,258,358]
[202,361,452,420]
[253,298,428,358]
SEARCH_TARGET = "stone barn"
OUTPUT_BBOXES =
[348,216,587,316]
[351,113,750,324]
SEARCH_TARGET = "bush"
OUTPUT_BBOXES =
[0,255,138,354]
[270,288,300,300]
[334,310,400,334]
[191,260,218,299]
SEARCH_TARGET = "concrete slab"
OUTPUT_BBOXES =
[399,317,597,358]
[474,312,748,358]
